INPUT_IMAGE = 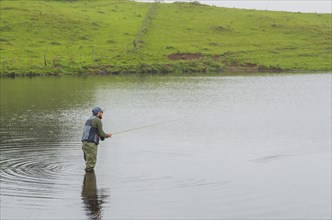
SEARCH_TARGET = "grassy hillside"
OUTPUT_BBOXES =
[0,0,331,76]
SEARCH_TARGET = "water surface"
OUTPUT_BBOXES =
[0,73,331,219]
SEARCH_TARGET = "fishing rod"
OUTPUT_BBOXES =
[112,117,185,135]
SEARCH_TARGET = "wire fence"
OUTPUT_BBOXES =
[132,0,160,51]
[0,46,132,70]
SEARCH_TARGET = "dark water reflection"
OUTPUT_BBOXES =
[81,172,109,220]
[0,74,331,219]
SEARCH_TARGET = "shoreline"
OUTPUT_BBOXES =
[1,63,329,78]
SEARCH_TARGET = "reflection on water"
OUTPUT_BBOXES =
[81,172,108,220]
[0,74,331,219]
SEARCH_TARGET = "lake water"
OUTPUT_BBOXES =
[0,73,331,219]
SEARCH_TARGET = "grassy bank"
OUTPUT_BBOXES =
[0,0,331,76]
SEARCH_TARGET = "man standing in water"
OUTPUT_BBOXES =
[82,107,112,172]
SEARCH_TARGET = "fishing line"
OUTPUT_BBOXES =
[112,117,185,135]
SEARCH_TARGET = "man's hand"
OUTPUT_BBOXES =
[107,132,112,138]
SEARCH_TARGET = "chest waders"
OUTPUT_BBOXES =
[82,116,100,172]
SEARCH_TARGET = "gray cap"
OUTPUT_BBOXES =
[92,107,103,115]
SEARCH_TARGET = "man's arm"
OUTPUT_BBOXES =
[93,118,112,138]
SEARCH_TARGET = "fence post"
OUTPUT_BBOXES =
[44,53,47,66]
[92,47,95,63]
[80,49,82,63]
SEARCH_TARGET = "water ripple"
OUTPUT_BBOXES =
[0,141,82,200]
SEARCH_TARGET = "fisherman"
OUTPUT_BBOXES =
[81,107,112,172]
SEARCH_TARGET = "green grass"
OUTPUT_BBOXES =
[0,0,331,76]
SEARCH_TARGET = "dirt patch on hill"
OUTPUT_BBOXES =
[226,63,283,73]
[168,53,228,61]
[167,53,204,60]
[167,53,283,73]
[226,63,259,73]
